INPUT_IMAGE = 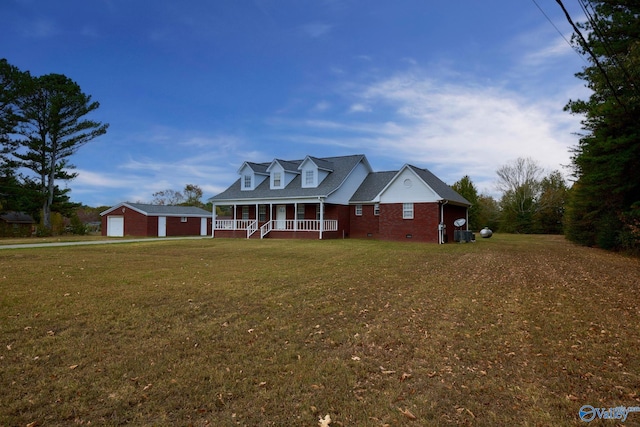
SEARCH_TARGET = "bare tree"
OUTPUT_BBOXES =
[496,157,544,233]
[151,189,183,205]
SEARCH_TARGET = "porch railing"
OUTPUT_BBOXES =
[247,220,258,238]
[260,221,273,239]
[214,219,254,230]
[216,219,338,238]
[261,219,338,237]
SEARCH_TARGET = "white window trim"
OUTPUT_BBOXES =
[181,217,187,223]
[403,203,414,219]
[243,174,252,190]
[374,204,380,216]
[305,170,315,186]
[273,172,282,188]
[355,204,362,216]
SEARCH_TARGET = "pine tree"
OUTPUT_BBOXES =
[563,1,640,250]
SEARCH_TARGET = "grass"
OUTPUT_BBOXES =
[1,234,639,426]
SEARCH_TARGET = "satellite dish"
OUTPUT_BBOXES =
[454,218,466,227]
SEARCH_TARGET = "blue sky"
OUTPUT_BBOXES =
[2,0,589,207]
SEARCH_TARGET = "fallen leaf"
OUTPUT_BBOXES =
[398,407,417,420]
[69,364,79,370]
[318,414,332,427]
[26,421,39,427]
[47,330,55,336]
[351,356,361,361]
[401,372,412,382]
[143,384,152,391]
[259,381,267,387]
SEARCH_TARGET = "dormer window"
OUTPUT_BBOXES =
[243,175,252,189]
[305,170,314,186]
[273,172,282,188]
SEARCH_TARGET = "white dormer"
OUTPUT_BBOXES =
[299,156,333,188]
[238,162,268,191]
[267,159,299,189]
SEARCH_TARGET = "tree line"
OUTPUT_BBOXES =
[1,59,108,235]
[451,157,568,236]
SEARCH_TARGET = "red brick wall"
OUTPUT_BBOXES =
[378,203,440,243]
[350,204,380,239]
[125,209,149,236]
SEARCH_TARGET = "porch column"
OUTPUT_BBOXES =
[233,204,237,229]
[319,198,324,240]
[294,203,298,231]
[211,203,216,238]
[255,203,259,223]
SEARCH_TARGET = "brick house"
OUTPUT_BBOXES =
[100,202,212,237]
[210,154,470,243]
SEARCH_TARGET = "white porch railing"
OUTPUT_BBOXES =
[260,221,273,239]
[214,219,255,230]
[216,219,338,238]
[247,220,258,238]
[260,219,338,237]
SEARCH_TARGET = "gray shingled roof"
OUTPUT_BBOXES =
[349,171,397,202]
[306,156,334,171]
[246,162,269,174]
[0,212,36,224]
[211,154,366,201]
[349,165,471,206]
[271,159,301,173]
[101,203,210,217]
[408,165,471,205]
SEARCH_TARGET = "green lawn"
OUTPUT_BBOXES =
[1,235,639,426]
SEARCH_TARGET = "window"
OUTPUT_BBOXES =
[243,175,252,189]
[355,204,362,216]
[273,172,281,187]
[259,205,266,222]
[305,170,314,186]
[242,206,249,220]
[181,217,187,223]
[297,205,305,220]
[316,204,324,220]
[374,204,380,216]
[403,203,414,219]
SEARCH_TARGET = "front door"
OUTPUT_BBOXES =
[275,205,286,230]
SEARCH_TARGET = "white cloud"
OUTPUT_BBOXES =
[349,103,371,113]
[300,22,332,38]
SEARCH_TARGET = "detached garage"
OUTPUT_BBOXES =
[101,202,212,237]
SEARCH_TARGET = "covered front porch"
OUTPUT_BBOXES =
[212,200,341,239]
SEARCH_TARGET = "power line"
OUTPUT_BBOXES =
[530,0,587,63]
[554,0,628,111]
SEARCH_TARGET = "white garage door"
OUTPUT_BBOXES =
[107,216,124,237]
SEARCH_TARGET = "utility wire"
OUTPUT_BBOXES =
[554,0,628,111]
[530,0,587,63]
[577,0,639,97]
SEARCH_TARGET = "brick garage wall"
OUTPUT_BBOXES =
[379,203,440,243]
[350,204,380,239]
[124,209,150,236]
